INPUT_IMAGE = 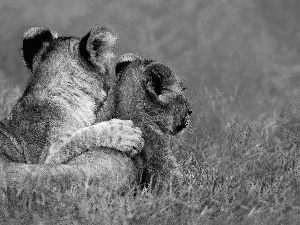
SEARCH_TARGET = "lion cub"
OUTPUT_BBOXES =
[0,26,143,165]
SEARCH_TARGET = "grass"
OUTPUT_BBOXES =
[1,81,300,224]
[0,1,298,223]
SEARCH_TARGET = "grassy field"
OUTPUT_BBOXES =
[1,80,300,225]
[0,1,299,223]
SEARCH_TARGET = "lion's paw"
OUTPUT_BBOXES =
[92,119,144,157]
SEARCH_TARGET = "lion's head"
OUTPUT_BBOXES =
[111,53,192,136]
[21,26,117,113]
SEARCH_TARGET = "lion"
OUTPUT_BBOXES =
[45,53,192,188]
[0,26,143,189]
[108,53,192,187]
[1,26,191,192]
[2,52,191,192]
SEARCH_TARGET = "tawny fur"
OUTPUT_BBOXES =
[42,53,192,188]
[0,28,191,192]
[0,26,142,190]
[1,26,116,164]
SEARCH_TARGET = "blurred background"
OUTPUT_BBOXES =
[0,0,299,142]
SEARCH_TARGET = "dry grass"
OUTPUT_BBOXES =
[1,80,300,224]
[0,0,299,223]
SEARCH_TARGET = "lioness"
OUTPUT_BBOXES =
[0,26,143,189]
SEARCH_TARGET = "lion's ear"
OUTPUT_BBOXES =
[144,63,178,105]
[116,53,141,75]
[79,25,117,68]
[22,27,57,70]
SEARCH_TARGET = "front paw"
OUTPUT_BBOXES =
[94,119,144,157]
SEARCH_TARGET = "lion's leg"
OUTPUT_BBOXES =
[3,149,138,191]
[44,119,144,164]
